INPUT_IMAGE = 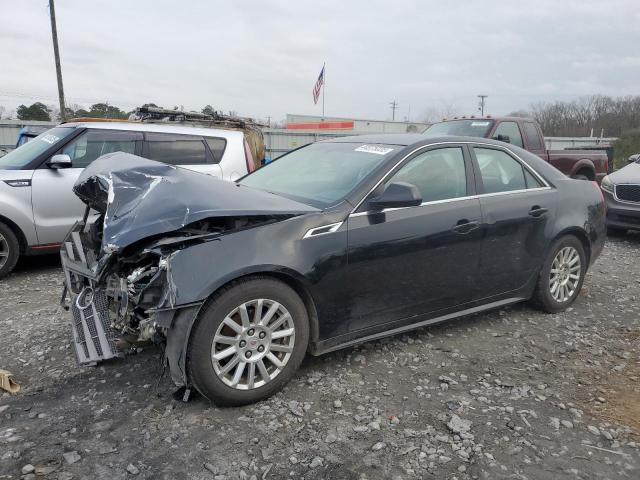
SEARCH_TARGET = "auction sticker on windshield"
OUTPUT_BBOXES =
[354,145,394,155]
[40,134,60,144]
[471,121,491,127]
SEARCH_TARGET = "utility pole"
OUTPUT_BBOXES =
[477,95,488,116]
[49,0,66,120]
[390,100,398,121]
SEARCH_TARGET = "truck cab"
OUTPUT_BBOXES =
[424,117,609,182]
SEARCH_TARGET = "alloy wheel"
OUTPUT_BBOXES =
[549,246,581,303]
[0,232,9,270]
[211,299,296,390]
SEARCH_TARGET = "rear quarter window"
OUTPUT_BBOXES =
[144,133,209,165]
[204,137,227,163]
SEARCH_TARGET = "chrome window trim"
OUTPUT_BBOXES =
[349,187,552,217]
[613,183,640,205]
[303,222,343,239]
[349,141,551,216]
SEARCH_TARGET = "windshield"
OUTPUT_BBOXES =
[0,127,75,170]
[424,120,494,138]
[239,142,400,207]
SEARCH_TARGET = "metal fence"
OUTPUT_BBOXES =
[264,129,619,161]
[0,120,57,150]
[263,129,351,160]
[544,136,617,150]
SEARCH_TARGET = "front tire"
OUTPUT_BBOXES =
[187,276,309,406]
[0,222,20,280]
[530,235,586,313]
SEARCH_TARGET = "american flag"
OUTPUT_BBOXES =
[312,65,325,104]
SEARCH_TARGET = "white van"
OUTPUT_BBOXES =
[0,121,258,278]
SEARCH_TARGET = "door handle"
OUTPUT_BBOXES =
[452,219,479,234]
[529,206,548,218]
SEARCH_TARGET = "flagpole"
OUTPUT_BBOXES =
[322,62,326,119]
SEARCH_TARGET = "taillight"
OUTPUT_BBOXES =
[244,139,255,173]
[592,181,606,212]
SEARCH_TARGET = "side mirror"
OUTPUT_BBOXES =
[628,154,639,164]
[369,181,422,210]
[47,154,72,169]
[492,134,511,144]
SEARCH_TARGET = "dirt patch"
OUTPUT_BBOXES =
[576,330,640,435]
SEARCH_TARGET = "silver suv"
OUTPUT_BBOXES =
[0,121,257,278]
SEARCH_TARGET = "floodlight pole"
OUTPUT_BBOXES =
[477,95,488,116]
[49,0,66,120]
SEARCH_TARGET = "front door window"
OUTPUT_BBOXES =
[61,129,141,168]
[384,147,467,203]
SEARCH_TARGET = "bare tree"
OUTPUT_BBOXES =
[508,110,531,118]
[530,95,640,137]
[422,102,459,123]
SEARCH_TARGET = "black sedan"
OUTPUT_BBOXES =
[60,135,606,406]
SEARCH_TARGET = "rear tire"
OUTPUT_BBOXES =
[187,276,309,406]
[0,222,20,280]
[530,235,586,313]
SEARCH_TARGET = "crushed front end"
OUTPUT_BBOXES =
[59,153,319,388]
[60,216,178,365]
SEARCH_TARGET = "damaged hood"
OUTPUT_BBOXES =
[73,153,320,251]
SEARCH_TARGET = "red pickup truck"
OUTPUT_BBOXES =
[424,116,610,182]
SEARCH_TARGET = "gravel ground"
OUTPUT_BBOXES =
[1,235,639,480]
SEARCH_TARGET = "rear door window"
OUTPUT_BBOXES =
[144,133,209,165]
[523,123,544,150]
[61,129,142,168]
[492,122,524,148]
[474,147,542,193]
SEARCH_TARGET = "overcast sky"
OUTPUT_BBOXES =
[1,0,639,122]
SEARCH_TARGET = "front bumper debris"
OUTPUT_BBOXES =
[60,223,122,365]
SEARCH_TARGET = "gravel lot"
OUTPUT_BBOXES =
[1,235,639,480]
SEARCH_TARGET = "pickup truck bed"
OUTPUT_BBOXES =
[545,149,609,182]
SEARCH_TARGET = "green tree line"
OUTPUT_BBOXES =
[15,102,131,121]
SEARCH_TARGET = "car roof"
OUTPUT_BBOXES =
[433,116,536,123]
[325,134,430,146]
[60,121,244,139]
[324,133,513,148]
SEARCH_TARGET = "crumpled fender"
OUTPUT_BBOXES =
[158,305,203,387]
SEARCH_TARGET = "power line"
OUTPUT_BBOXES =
[0,91,140,111]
